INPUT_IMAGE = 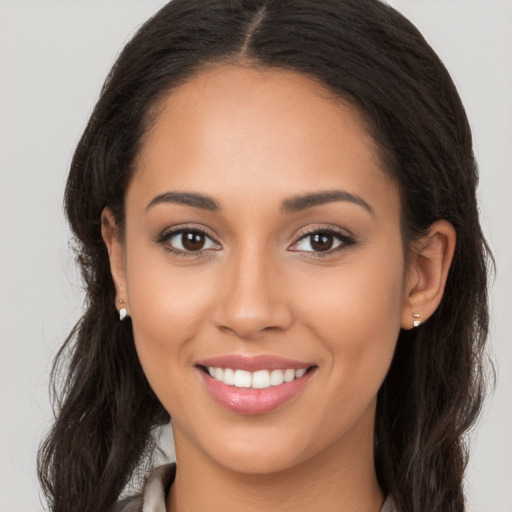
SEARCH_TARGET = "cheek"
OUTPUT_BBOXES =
[320,262,403,341]
[282,250,404,446]
[124,247,216,384]
[293,247,405,388]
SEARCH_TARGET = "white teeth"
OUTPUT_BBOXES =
[283,369,295,383]
[233,369,252,388]
[223,368,235,385]
[214,367,224,381]
[270,369,284,386]
[295,368,306,378]
[205,366,310,388]
[252,370,271,389]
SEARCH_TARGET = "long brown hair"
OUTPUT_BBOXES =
[38,1,493,511]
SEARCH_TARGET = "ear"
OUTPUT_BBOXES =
[101,207,129,316]
[401,220,456,329]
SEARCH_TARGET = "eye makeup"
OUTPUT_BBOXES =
[154,222,357,259]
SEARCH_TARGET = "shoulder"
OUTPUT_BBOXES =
[110,463,176,512]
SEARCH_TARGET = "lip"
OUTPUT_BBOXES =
[195,355,316,415]
[196,354,314,371]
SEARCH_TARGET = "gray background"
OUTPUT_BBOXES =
[0,1,510,511]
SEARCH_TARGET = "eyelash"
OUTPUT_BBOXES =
[155,224,220,258]
[290,226,356,257]
[156,224,356,258]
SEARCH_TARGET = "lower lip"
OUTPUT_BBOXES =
[197,368,315,415]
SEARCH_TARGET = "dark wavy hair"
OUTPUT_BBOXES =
[38,1,493,511]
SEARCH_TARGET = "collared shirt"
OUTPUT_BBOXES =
[112,463,396,512]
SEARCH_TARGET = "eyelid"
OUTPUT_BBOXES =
[288,225,356,255]
[155,223,356,258]
[155,224,222,256]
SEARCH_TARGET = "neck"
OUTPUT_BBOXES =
[166,405,384,512]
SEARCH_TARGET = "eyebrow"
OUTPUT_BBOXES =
[145,189,373,215]
[146,191,221,212]
[281,190,374,215]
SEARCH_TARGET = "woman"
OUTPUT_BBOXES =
[37,1,492,511]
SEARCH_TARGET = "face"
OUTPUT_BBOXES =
[111,65,409,475]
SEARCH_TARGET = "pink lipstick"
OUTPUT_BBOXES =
[195,355,316,415]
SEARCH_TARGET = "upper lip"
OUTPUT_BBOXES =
[196,355,315,371]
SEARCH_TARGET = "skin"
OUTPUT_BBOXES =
[102,64,456,512]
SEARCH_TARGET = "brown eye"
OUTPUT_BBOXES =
[310,233,334,252]
[182,231,205,251]
[161,228,220,255]
[289,229,355,255]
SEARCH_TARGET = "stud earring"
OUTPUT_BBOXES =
[413,313,421,328]
[118,299,128,321]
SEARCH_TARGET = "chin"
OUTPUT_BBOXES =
[207,441,309,476]
[174,417,318,476]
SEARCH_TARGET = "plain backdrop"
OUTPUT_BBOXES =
[0,1,510,511]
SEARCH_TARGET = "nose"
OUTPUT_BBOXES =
[212,245,294,340]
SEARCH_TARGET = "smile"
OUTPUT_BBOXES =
[204,367,308,389]
[195,355,317,415]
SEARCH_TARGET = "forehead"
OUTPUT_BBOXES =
[130,64,398,218]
